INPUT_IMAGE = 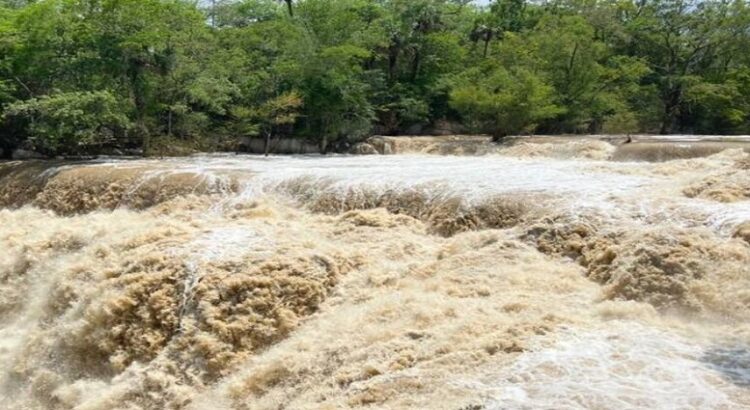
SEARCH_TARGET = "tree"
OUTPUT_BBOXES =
[257,91,302,155]
[529,15,648,132]
[449,63,560,137]
[279,0,293,17]
[627,0,749,133]
[3,91,131,153]
[3,0,750,157]
[470,0,526,58]
[295,45,375,147]
[227,90,302,155]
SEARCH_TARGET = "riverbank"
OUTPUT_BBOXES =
[7,134,750,162]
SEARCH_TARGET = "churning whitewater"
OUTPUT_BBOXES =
[1,136,750,410]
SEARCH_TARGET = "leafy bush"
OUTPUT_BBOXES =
[449,65,560,137]
[3,91,131,154]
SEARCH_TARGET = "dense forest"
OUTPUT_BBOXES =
[1,0,750,156]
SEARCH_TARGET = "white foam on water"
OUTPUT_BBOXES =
[182,226,271,263]
[184,154,655,222]
[64,152,747,240]
[682,199,750,234]
[90,153,750,233]
[246,154,652,202]
[458,322,750,410]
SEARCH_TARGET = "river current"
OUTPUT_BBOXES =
[1,136,749,409]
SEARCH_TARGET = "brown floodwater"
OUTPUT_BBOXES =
[1,136,750,409]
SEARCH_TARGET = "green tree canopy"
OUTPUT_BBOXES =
[2,0,750,156]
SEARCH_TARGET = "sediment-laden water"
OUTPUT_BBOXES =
[1,136,750,409]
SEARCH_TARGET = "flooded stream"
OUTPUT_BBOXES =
[1,136,749,409]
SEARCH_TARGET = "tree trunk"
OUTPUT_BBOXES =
[660,86,682,135]
[284,0,293,17]
[320,136,328,154]
[210,0,216,27]
[482,30,493,58]
[388,41,400,81]
[588,118,603,134]
[264,131,271,157]
[167,109,173,136]
[411,49,421,81]
[128,61,149,150]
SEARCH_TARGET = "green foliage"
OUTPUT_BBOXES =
[624,0,750,133]
[229,90,302,137]
[2,0,750,156]
[684,68,750,134]
[3,91,131,153]
[295,45,375,142]
[450,64,560,137]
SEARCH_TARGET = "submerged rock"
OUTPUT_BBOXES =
[12,149,45,160]
[734,222,750,245]
[350,142,379,155]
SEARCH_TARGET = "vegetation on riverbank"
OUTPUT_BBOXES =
[2,0,750,157]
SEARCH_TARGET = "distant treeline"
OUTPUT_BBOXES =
[2,0,750,156]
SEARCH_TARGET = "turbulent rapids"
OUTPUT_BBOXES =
[2,136,750,409]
